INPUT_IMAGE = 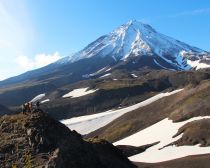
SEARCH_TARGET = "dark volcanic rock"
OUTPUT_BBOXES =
[0,111,136,168]
[116,142,159,157]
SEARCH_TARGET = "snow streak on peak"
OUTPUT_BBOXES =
[56,20,210,70]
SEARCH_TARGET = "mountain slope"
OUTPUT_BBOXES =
[0,20,210,108]
[0,111,136,168]
[57,20,210,70]
[34,70,210,119]
[0,104,11,116]
[0,20,210,89]
[86,79,210,142]
[62,79,210,165]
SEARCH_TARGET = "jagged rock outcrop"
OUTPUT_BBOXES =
[0,111,136,168]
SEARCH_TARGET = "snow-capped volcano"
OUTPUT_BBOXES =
[57,20,210,70]
[0,20,210,100]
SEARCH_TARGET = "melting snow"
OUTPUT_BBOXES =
[105,68,112,72]
[114,116,210,163]
[187,59,210,70]
[41,99,50,103]
[99,73,111,78]
[131,73,138,78]
[89,67,107,77]
[30,93,45,103]
[153,59,175,71]
[62,88,98,98]
[61,89,183,134]
[154,59,168,69]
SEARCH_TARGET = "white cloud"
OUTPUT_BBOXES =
[17,52,62,71]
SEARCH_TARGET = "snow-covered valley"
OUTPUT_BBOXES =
[61,89,183,134]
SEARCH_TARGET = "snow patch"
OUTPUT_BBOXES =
[30,93,45,103]
[154,59,175,71]
[187,59,210,70]
[131,73,138,78]
[62,88,98,98]
[87,67,111,77]
[114,116,210,163]
[99,73,111,78]
[41,99,50,103]
[154,59,168,69]
[89,67,107,76]
[105,68,112,72]
[61,89,183,134]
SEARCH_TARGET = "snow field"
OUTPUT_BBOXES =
[61,89,183,134]
[62,87,98,98]
[114,116,210,163]
[30,93,45,103]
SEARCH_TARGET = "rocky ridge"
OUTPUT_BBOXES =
[0,111,136,168]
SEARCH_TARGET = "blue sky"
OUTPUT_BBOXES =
[0,0,210,80]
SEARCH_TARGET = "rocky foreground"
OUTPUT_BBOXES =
[0,111,136,168]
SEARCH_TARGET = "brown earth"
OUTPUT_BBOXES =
[2,69,210,122]
[0,111,136,168]
[171,119,210,147]
[42,70,210,120]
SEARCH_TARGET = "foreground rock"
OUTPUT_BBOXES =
[116,142,159,157]
[0,111,136,168]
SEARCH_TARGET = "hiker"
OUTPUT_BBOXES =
[22,102,33,114]
[22,103,29,114]
[29,102,33,113]
[25,103,30,113]
[36,101,40,111]
[22,104,27,114]
[22,101,42,114]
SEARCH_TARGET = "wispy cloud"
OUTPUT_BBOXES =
[164,8,210,18]
[16,52,62,71]
[142,8,210,22]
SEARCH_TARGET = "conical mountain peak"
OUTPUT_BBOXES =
[56,20,210,70]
